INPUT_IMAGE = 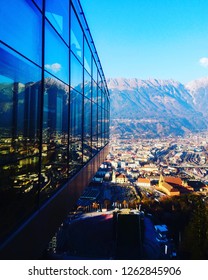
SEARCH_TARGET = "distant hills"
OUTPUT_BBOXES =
[107,77,208,138]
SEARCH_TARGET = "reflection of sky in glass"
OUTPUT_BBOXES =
[0,0,42,65]
[71,7,83,62]
[45,21,69,84]
[45,0,69,44]
[70,52,83,90]
[34,0,42,9]
[84,39,91,74]
[0,44,41,84]
[0,74,13,84]
[46,12,63,34]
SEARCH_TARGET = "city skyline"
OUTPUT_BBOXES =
[80,0,208,84]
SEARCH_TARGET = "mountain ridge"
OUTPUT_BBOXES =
[108,77,208,138]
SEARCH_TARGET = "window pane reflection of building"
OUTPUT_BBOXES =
[45,21,69,84]
[83,97,92,162]
[45,0,69,45]
[0,0,42,65]
[69,88,83,173]
[0,45,41,242]
[41,75,69,202]
[71,52,83,91]
[71,6,83,62]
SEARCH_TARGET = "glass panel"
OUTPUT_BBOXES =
[98,134,102,150]
[42,73,69,150]
[45,0,69,44]
[0,44,41,241]
[104,90,108,111]
[98,106,102,135]
[92,101,98,149]
[84,38,91,74]
[102,107,105,139]
[69,141,83,175]
[92,80,97,103]
[34,0,42,10]
[45,21,69,84]
[40,147,68,202]
[41,74,69,202]
[70,52,83,92]
[92,59,97,82]
[104,109,108,134]
[92,135,98,156]
[70,89,83,141]
[98,72,102,88]
[69,87,83,174]
[71,7,83,63]
[84,69,91,98]
[83,139,91,163]
[0,0,42,65]
[0,156,39,242]
[84,97,91,137]
[98,87,102,108]
[0,45,41,161]
[83,97,91,162]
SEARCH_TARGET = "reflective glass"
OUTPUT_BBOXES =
[84,38,91,74]
[92,59,97,82]
[70,52,83,92]
[92,102,97,137]
[92,80,97,103]
[98,134,102,150]
[41,74,69,201]
[0,45,41,161]
[83,139,92,163]
[33,0,42,10]
[71,7,83,63]
[0,44,41,242]
[40,147,68,202]
[84,70,91,98]
[0,155,40,242]
[45,21,69,84]
[84,97,91,138]
[92,135,98,155]
[98,106,102,135]
[102,107,105,136]
[46,0,69,44]
[42,74,69,150]
[98,72,102,88]
[83,96,92,162]
[98,87,102,108]
[0,0,42,65]
[70,89,83,141]
[69,141,83,174]
[104,109,108,134]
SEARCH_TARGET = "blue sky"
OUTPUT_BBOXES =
[80,0,208,84]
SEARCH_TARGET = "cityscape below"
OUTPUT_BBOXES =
[45,131,208,260]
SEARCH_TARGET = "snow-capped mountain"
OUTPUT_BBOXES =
[107,77,208,137]
[186,77,208,118]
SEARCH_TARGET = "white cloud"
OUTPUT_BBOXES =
[199,57,208,68]
[45,63,62,73]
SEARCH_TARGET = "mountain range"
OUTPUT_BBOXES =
[107,77,208,138]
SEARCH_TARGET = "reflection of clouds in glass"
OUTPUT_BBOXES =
[199,57,208,68]
[45,63,62,73]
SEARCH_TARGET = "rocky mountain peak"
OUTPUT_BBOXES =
[107,77,208,138]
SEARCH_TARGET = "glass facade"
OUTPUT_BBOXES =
[0,0,110,243]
